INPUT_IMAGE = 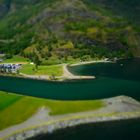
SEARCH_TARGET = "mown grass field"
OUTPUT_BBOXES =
[1,55,63,76]
[1,56,29,64]
[20,64,63,76]
[0,91,104,130]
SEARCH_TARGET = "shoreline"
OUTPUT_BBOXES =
[0,59,111,81]
[0,96,140,140]
[62,64,95,80]
[70,59,112,66]
[3,113,140,140]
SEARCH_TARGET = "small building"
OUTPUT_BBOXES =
[0,63,22,73]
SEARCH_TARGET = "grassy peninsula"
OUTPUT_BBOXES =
[0,91,104,130]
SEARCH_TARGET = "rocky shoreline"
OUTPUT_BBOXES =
[0,96,140,140]
[3,112,140,140]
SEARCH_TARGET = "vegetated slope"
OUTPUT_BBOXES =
[84,0,140,25]
[0,0,140,64]
[0,0,40,17]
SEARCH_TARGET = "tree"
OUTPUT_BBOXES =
[32,50,41,70]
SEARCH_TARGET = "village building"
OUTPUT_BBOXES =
[0,64,22,73]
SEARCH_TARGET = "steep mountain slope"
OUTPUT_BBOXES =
[84,0,140,25]
[0,0,140,64]
[0,0,9,17]
[0,0,55,18]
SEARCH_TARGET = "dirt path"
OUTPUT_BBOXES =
[62,64,95,80]
[20,64,95,81]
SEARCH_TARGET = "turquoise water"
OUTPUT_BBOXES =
[0,58,140,100]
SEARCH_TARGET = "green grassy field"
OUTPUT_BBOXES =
[1,56,29,64]
[1,55,63,76]
[0,91,104,130]
[20,64,63,76]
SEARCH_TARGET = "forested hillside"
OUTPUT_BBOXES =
[0,0,140,64]
[84,0,140,25]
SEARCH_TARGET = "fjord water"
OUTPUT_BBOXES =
[28,119,140,140]
[0,58,140,100]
